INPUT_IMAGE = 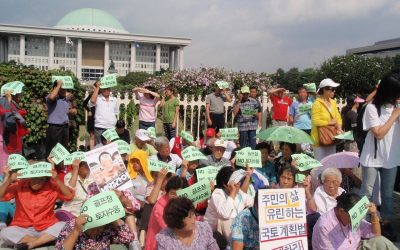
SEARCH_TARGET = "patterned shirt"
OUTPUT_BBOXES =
[231,208,260,250]
[235,97,260,131]
[55,219,134,250]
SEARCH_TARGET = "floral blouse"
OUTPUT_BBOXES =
[156,221,219,250]
[54,219,134,250]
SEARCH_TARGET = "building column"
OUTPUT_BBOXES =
[155,44,161,72]
[178,47,184,70]
[174,49,179,70]
[169,49,175,70]
[19,35,25,64]
[48,37,54,69]
[130,42,136,72]
[76,39,82,79]
[104,41,109,74]
[0,38,4,63]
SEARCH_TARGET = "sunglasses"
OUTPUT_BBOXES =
[325,87,336,91]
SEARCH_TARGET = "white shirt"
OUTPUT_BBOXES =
[360,104,400,169]
[204,188,253,231]
[313,186,345,215]
[223,141,236,160]
[61,172,94,216]
[89,94,119,129]
[149,153,182,171]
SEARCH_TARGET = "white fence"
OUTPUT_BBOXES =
[82,91,347,143]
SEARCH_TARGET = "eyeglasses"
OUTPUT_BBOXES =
[325,87,336,91]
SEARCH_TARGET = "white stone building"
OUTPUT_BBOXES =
[0,8,191,81]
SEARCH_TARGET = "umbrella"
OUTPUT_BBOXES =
[257,126,314,144]
[312,151,359,175]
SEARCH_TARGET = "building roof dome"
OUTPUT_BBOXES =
[54,8,128,34]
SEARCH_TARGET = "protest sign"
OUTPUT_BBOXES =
[216,80,229,89]
[241,108,258,116]
[258,188,308,249]
[100,74,118,89]
[148,159,175,173]
[115,140,131,155]
[102,128,119,142]
[1,81,24,96]
[177,180,211,205]
[291,153,321,171]
[303,83,316,93]
[235,147,262,168]
[298,103,312,114]
[7,154,29,170]
[182,146,207,161]
[334,131,354,141]
[348,196,369,232]
[147,127,156,139]
[85,143,132,192]
[80,191,125,231]
[18,162,52,179]
[180,131,194,143]
[295,173,306,183]
[64,152,87,165]
[220,128,239,140]
[196,166,220,182]
[50,143,70,165]
[52,76,74,89]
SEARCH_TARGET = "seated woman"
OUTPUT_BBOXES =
[274,142,296,174]
[156,197,219,249]
[204,167,253,240]
[176,159,200,181]
[127,149,153,203]
[0,165,74,249]
[313,167,345,214]
[255,142,277,187]
[149,136,182,171]
[145,176,189,250]
[55,191,136,250]
[59,160,93,218]
[231,191,260,250]
[312,192,397,250]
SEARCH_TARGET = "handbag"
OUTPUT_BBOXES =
[317,102,338,146]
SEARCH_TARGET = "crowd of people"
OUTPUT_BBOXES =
[0,72,399,250]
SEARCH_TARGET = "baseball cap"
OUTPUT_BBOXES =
[214,139,227,149]
[241,86,250,94]
[135,129,151,141]
[317,79,340,92]
[206,128,216,138]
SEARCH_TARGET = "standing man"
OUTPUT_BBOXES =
[160,85,179,140]
[233,86,261,149]
[88,81,119,145]
[288,87,313,134]
[206,81,232,129]
[268,86,292,126]
[46,80,76,156]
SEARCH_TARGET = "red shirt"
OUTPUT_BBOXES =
[270,95,292,121]
[170,136,183,158]
[1,179,74,231]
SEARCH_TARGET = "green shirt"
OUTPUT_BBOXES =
[130,143,157,156]
[162,97,179,123]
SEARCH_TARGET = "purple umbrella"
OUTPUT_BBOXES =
[313,151,359,175]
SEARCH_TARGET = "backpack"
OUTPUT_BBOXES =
[356,103,380,158]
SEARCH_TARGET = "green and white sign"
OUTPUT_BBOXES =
[298,103,312,114]
[295,173,306,183]
[334,131,354,141]
[177,180,212,205]
[7,154,29,170]
[102,128,119,142]
[52,76,74,89]
[80,191,125,232]
[216,80,229,89]
[18,162,52,178]
[1,81,25,96]
[241,108,258,116]
[348,196,370,232]
[235,147,262,168]
[303,83,316,93]
[147,127,156,139]
[115,140,131,155]
[196,166,220,182]
[100,74,118,89]
[220,128,239,140]
[50,143,70,165]
[63,152,87,165]
[180,131,194,143]
[182,146,207,161]
[148,159,175,173]
[291,153,321,171]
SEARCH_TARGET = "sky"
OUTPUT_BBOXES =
[1,0,400,73]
